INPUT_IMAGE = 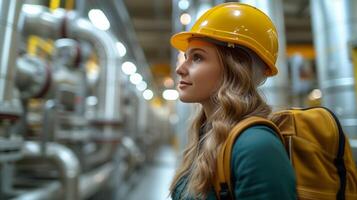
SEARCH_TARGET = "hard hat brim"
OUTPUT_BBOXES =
[170,31,278,76]
[171,31,208,52]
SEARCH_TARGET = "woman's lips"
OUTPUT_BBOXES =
[178,81,192,89]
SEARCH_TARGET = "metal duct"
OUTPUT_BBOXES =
[240,0,290,110]
[13,163,114,200]
[20,5,123,125]
[311,0,357,138]
[0,0,23,117]
[22,141,80,200]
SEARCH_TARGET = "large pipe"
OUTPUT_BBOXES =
[52,38,89,116]
[68,17,123,127]
[0,0,23,118]
[12,181,61,200]
[84,142,117,168]
[22,141,80,200]
[20,5,123,126]
[12,163,114,200]
[79,163,114,199]
[310,0,357,138]
[240,0,290,110]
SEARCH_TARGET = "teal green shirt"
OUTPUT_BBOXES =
[172,125,296,200]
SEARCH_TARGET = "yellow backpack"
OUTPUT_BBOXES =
[213,107,357,200]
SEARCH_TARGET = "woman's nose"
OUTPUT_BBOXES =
[175,62,187,76]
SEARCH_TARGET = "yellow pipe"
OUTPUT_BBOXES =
[27,35,54,56]
[65,0,75,10]
[50,0,61,11]
[27,35,39,56]
[286,44,315,59]
[352,46,357,101]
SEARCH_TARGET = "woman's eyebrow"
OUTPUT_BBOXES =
[186,48,207,57]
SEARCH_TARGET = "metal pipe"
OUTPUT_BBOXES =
[22,141,80,200]
[11,181,61,200]
[79,163,114,199]
[310,0,357,138]
[240,0,290,110]
[15,55,51,99]
[0,0,23,117]
[20,5,123,125]
[84,143,116,168]
[20,4,65,38]
[41,100,56,153]
[66,16,123,125]
[12,163,114,200]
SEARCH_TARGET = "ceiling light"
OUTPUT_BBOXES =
[180,13,191,25]
[136,81,147,91]
[116,42,126,57]
[163,77,174,88]
[86,96,98,106]
[143,89,154,100]
[162,89,179,101]
[121,61,137,75]
[88,9,110,31]
[129,73,143,85]
[309,89,322,100]
[178,0,190,10]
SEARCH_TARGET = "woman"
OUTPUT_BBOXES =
[169,3,296,200]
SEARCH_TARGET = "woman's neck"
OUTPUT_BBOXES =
[201,101,216,120]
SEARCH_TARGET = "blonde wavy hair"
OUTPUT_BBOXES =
[170,42,272,199]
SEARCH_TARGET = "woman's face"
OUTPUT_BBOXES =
[176,39,223,103]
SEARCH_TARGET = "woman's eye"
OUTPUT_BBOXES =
[192,54,203,62]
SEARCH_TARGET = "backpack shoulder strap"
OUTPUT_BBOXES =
[213,116,282,200]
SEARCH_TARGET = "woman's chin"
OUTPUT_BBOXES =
[179,95,196,103]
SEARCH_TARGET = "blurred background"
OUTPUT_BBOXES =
[0,0,356,199]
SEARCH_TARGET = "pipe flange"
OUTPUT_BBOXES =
[0,137,23,163]
[0,98,22,120]
[15,55,52,99]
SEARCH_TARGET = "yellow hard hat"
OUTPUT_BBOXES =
[171,3,279,76]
